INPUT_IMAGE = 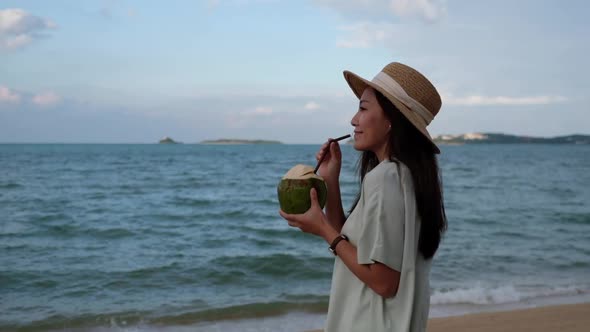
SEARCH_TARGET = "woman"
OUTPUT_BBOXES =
[279,62,447,332]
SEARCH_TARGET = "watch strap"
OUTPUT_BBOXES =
[329,234,349,256]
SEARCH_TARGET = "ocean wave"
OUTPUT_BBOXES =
[0,299,328,332]
[172,197,215,207]
[212,254,333,280]
[235,225,311,240]
[0,182,22,189]
[86,227,137,239]
[556,259,590,269]
[196,209,274,221]
[431,284,590,305]
[0,221,32,236]
[556,212,590,225]
[238,197,278,207]
[154,300,328,325]
[115,262,185,278]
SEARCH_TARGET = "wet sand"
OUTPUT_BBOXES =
[306,303,590,332]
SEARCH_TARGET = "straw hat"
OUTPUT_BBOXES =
[343,62,442,154]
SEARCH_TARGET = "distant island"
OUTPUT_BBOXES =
[159,136,181,144]
[200,139,283,145]
[433,133,590,145]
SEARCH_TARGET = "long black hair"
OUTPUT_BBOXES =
[349,89,447,260]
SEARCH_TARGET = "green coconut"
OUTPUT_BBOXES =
[277,164,328,214]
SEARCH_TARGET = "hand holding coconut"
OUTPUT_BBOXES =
[277,135,350,236]
[277,164,328,214]
[279,188,334,239]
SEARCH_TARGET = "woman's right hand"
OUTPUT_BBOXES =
[316,139,342,182]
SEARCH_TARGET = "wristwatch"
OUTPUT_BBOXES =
[329,234,349,256]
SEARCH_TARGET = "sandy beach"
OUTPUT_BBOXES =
[307,303,590,332]
[428,303,590,332]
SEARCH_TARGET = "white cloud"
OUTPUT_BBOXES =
[252,106,273,115]
[222,97,341,130]
[390,0,446,22]
[32,91,61,107]
[443,94,569,106]
[314,0,446,22]
[0,87,62,107]
[318,0,446,49]
[210,0,278,7]
[0,86,21,103]
[226,106,274,127]
[97,3,138,20]
[304,101,321,110]
[0,8,56,51]
[337,22,396,48]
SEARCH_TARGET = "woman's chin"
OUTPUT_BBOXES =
[353,141,365,151]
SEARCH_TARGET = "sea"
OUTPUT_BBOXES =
[1,143,589,332]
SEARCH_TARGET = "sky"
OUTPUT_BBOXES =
[0,0,588,143]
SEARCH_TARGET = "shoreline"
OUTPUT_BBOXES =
[157,293,590,332]
[427,302,590,332]
[299,291,590,332]
[303,302,590,332]
[6,293,589,331]
[429,288,590,318]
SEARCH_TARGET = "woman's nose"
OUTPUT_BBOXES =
[350,113,359,127]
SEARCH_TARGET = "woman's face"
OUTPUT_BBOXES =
[350,87,391,160]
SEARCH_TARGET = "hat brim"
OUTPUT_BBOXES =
[343,70,440,154]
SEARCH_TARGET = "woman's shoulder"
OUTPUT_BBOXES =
[364,159,409,188]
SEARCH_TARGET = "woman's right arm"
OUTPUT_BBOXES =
[324,177,346,232]
[317,140,346,232]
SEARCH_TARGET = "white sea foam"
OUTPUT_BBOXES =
[432,285,521,305]
[431,283,589,305]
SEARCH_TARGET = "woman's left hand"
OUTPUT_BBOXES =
[279,188,333,239]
